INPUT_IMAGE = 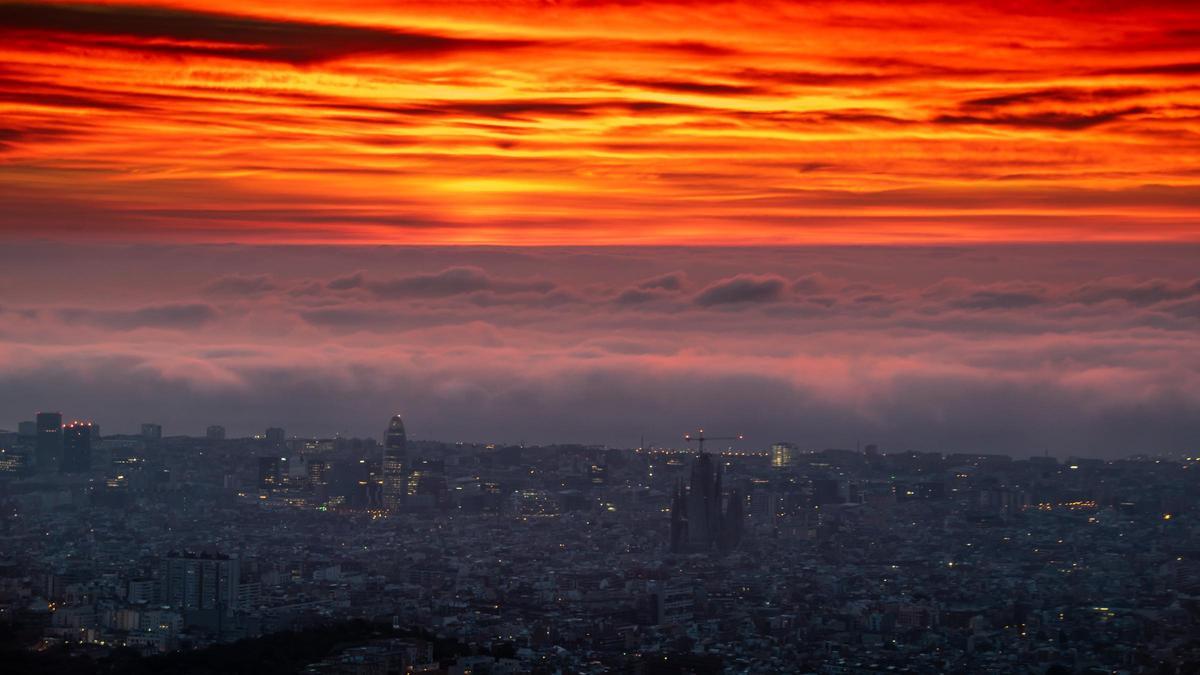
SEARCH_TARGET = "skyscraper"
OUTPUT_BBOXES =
[35,412,62,474]
[264,427,285,450]
[382,414,407,512]
[17,420,36,440]
[257,456,282,490]
[770,442,797,469]
[406,457,447,510]
[61,421,92,473]
[141,423,162,441]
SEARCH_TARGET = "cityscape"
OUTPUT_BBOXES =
[3,0,1200,673]
[1,411,1197,673]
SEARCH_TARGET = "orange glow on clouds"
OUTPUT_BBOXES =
[1,0,1198,244]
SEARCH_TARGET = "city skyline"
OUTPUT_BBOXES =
[1,404,1194,671]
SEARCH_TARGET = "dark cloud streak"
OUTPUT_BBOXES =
[0,2,533,65]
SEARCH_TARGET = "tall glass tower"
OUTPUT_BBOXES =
[382,415,407,512]
[35,411,63,474]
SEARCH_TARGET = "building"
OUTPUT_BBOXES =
[128,578,156,604]
[61,421,93,473]
[653,579,696,626]
[0,448,28,475]
[206,425,226,441]
[812,478,842,505]
[382,414,407,512]
[36,411,63,474]
[771,442,798,469]
[307,459,329,489]
[257,456,283,490]
[670,452,744,553]
[141,423,163,441]
[159,552,240,613]
[264,427,286,449]
[18,420,36,439]
[406,457,446,510]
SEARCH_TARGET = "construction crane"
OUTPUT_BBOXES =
[683,428,744,454]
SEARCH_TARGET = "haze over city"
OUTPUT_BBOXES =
[2,242,1198,457]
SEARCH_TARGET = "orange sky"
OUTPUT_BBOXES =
[1,0,1198,244]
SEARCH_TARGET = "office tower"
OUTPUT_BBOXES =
[670,452,743,554]
[160,552,240,612]
[18,420,36,439]
[406,457,446,510]
[307,459,328,489]
[770,442,797,469]
[0,448,26,475]
[206,425,226,441]
[61,421,93,473]
[141,423,163,441]
[257,456,282,489]
[264,427,285,450]
[362,457,384,510]
[36,412,63,474]
[382,414,407,512]
[768,441,796,468]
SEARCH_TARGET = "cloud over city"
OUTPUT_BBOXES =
[0,243,1197,457]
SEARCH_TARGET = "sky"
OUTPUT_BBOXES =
[2,0,1199,244]
[0,1,1198,456]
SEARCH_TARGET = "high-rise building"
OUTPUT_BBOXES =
[670,452,743,554]
[264,427,285,449]
[36,412,63,474]
[17,420,36,439]
[61,421,93,473]
[141,423,163,441]
[382,414,407,512]
[0,448,28,475]
[771,442,798,469]
[206,425,226,441]
[159,552,240,613]
[257,456,283,489]
[307,459,329,489]
[406,457,446,510]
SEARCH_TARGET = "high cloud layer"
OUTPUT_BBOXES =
[1,0,1199,244]
[1,243,1197,457]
